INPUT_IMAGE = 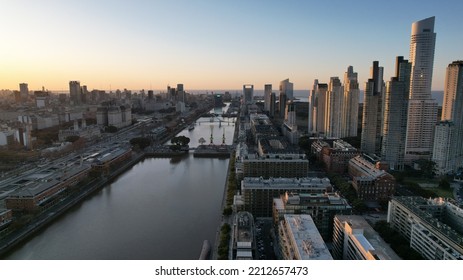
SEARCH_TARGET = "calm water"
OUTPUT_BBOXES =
[6,109,236,260]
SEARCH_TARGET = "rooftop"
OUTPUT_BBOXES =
[283,214,332,260]
[336,215,400,260]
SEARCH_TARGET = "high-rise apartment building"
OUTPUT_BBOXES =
[69,81,82,105]
[342,66,360,137]
[432,121,454,174]
[19,83,28,102]
[264,84,272,112]
[243,84,254,105]
[381,56,411,171]
[311,80,328,136]
[434,61,463,173]
[361,61,384,156]
[405,17,438,163]
[325,77,343,138]
[279,78,294,100]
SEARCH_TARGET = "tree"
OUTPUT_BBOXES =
[171,136,190,146]
[415,159,437,179]
[439,178,451,190]
[198,137,206,145]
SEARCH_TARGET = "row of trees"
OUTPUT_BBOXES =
[217,223,231,260]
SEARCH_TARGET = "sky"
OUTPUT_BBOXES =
[1,0,462,92]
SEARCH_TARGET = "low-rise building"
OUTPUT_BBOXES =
[348,155,396,202]
[6,164,91,212]
[332,215,400,260]
[273,192,351,241]
[231,211,256,260]
[0,209,13,228]
[278,214,332,260]
[239,177,332,217]
[387,196,463,260]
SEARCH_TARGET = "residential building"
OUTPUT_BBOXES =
[432,121,455,175]
[342,66,360,137]
[280,79,294,100]
[273,192,352,241]
[231,211,256,260]
[405,17,438,163]
[238,177,332,217]
[387,196,463,260]
[264,84,272,112]
[361,61,384,156]
[381,56,411,171]
[325,77,344,138]
[435,61,463,173]
[321,140,360,173]
[348,155,396,202]
[311,80,328,136]
[278,214,332,260]
[332,215,400,260]
[69,80,82,105]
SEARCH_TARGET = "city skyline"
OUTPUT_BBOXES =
[1,0,462,91]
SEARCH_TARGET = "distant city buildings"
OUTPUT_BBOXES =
[405,16,438,163]
[96,103,132,129]
[69,81,82,105]
[264,84,272,112]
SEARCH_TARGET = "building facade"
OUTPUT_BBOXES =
[387,196,463,260]
[348,155,396,202]
[361,61,384,156]
[239,177,332,217]
[405,17,438,163]
[381,56,411,171]
[342,66,360,137]
[332,215,400,260]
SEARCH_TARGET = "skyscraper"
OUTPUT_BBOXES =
[264,84,272,112]
[433,60,463,173]
[361,61,384,156]
[243,84,254,105]
[342,66,359,138]
[279,79,294,100]
[405,17,438,163]
[325,77,343,138]
[382,56,411,171]
[19,83,28,102]
[311,80,328,136]
[69,81,82,105]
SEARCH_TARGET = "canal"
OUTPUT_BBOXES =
[6,107,236,260]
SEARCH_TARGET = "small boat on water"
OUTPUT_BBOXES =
[188,124,195,131]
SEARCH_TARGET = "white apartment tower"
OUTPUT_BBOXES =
[326,77,344,138]
[433,60,463,172]
[361,61,384,156]
[381,56,411,171]
[342,66,359,138]
[405,16,438,163]
[264,84,272,112]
